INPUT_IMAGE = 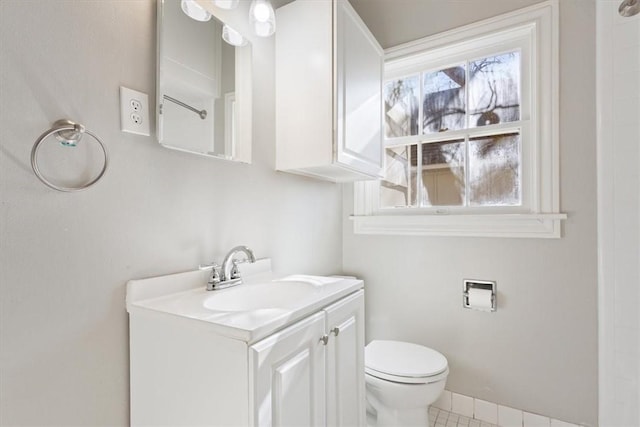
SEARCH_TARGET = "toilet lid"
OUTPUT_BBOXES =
[365,340,448,378]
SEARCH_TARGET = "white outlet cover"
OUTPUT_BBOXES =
[120,86,150,136]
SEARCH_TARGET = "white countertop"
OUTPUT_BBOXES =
[126,260,363,343]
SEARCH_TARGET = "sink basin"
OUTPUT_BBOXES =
[203,281,318,311]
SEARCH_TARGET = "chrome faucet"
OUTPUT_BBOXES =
[221,245,256,284]
[200,245,256,291]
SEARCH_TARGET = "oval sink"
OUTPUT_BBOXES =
[203,281,319,312]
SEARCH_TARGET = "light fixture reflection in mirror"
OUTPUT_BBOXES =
[181,0,211,21]
[158,0,252,163]
[249,0,276,37]
[222,24,248,47]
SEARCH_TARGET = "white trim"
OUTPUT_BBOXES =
[233,43,252,164]
[385,0,555,61]
[224,91,236,158]
[385,28,532,80]
[350,213,565,239]
[354,0,563,239]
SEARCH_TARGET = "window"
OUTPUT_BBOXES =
[352,0,565,238]
[382,51,522,209]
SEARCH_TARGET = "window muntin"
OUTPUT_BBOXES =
[381,50,523,210]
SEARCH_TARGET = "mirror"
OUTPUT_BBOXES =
[157,0,252,162]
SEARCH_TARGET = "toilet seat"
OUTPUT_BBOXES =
[365,340,448,384]
[365,366,449,384]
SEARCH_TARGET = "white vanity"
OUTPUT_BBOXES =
[126,260,365,426]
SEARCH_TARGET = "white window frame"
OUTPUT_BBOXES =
[351,0,565,238]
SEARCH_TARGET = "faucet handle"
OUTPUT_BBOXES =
[229,261,241,280]
[199,263,220,279]
[198,262,219,271]
[228,256,256,279]
[200,263,222,290]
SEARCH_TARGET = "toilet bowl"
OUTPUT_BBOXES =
[365,340,449,427]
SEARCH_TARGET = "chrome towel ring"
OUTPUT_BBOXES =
[31,119,108,192]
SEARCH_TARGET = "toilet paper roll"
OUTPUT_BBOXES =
[467,288,493,310]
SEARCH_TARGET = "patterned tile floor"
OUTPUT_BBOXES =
[429,407,498,427]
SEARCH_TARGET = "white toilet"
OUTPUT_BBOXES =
[365,340,449,426]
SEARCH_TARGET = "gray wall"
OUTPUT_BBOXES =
[0,1,342,425]
[345,0,598,425]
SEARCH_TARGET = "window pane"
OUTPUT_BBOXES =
[469,133,521,206]
[423,65,466,134]
[384,77,419,138]
[421,140,465,206]
[468,52,520,127]
[380,145,418,208]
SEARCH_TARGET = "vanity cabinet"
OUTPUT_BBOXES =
[324,289,366,426]
[275,0,384,182]
[251,312,326,425]
[251,290,365,426]
[129,288,364,426]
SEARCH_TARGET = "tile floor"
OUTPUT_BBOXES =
[429,407,498,427]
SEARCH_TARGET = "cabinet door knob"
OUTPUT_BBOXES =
[330,327,340,336]
[320,334,329,345]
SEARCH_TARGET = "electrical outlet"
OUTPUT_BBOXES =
[120,86,150,136]
[130,99,142,111]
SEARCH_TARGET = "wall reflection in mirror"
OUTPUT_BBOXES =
[157,0,252,162]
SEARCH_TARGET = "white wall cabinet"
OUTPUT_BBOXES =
[130,289,364,426]
[275,0,384,182]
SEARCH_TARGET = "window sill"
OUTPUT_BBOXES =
[350,213,567,238]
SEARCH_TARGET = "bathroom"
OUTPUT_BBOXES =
[0,0,638,426]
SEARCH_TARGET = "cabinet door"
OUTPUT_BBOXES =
[335,0,384,178]
[325,290,366,427]
[249,312,326,427]
[275,0,334,172]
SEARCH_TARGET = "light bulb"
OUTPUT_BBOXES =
[212,0,239,10]
[181,0,212,22]
[253,2,270,22]
[222,24,248,47]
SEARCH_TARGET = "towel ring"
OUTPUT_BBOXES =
[31,119,108,192]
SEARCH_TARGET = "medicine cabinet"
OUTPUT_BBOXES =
[156,0,252,162]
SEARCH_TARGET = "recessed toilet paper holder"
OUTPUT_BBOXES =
[463,279,497,312]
